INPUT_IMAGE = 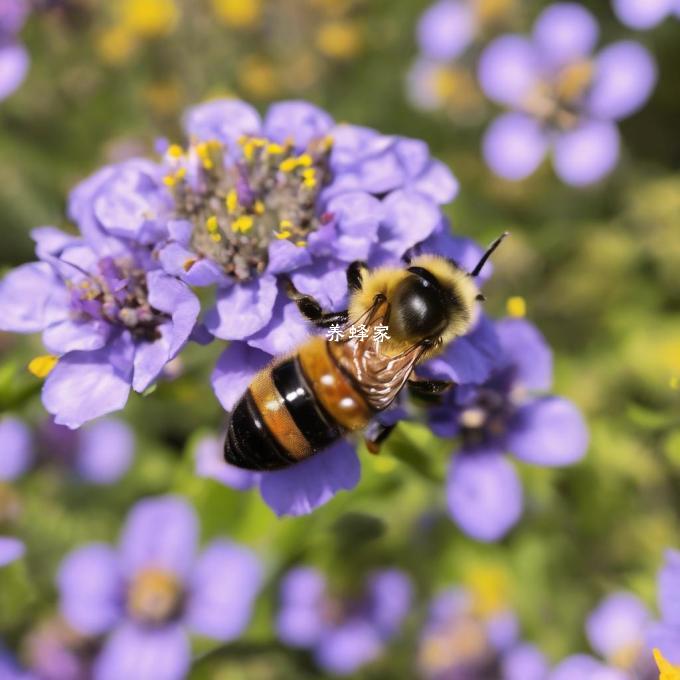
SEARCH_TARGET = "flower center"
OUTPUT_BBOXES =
[68,256,167,342]
[524,60,595,131]
[127,567,183,625]
[163,134,334,282]
[459,386,511,445]
[0,483,21,526]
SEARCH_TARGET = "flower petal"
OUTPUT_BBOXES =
[416,0,476,62]
[42,319,111,355]
[553,121,620,187]
[264,100,334,149]
[612,0,675,29]
[477,36,540,107]
[502,643,549,680]
[0,416,33,481]
[211,342,270,412]
[277,567,327,648]
[0,536,25,567]
[588,41,657,121]
[0,263,65,334]
[246,296,311,356]
[42,338,134,429]
[57,544,122,635]
[446,449,523,541]
[533,3,599,67]
[315,620,383,675]
[0,43,28,101]
[483,113,548,181]
[186,540,263,641]
[367,569,412,638]
[76,418,135,484]
[289,260,349,311]
[647,622,680,665]
[585,592,649,662]
[119,495,197,579]
[205,275,278,341]
[549,655,628,680]
[508,396,588,466]
[260,440,360,516]
[658,549,680,626]
[184,99,262,144]
[496,318,553,392]
[94,623,190,680]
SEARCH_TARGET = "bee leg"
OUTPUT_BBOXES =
[364,421,397,454]
[284,277,349,328]
[347,260,368,292]
[407,378,454,403]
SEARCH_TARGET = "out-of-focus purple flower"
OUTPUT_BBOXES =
[479,3,657,186]
[551,591,656,679]
[0,416,33,481]
[612,0,680,30]
[0,229,199,428]
[417,582,547,680]
[0,0,29,100]
[57,495,263,680]
[0,645,33,680]
[0,535,24,566]
[427,317,588,541]
[648,549,680,665]
[23,617,96,680]
[407,0,515,120]
[277,566,411,675]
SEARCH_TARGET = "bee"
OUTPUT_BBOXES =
[223,233,508,471]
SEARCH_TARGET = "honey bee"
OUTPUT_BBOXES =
[223,233,508,470]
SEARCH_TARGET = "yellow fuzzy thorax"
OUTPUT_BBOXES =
[347,256,480,359]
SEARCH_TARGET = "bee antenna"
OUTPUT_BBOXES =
[471,231,509,277]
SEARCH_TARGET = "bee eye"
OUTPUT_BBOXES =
[391,275,448,340]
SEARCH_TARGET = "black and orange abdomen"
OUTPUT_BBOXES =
[224,337,374,471]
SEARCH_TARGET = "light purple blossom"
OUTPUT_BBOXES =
[0,646,33,680]
[612,0,680,30]
[0,416,33,481]
[57,495,263,680]
[0,535,24,567]
[648,549,680,665]
[0,0,29,100]
[427,317,588,541]
[417,587,547,680]
[479,3,657,185]
[0,228,199,428]
[277,566,412,675]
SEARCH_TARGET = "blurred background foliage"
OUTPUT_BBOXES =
[1,0,680,677]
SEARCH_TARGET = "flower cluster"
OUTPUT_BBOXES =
[426,316,588,541]
[552,592,656,679]
[407,0,517,122]
[0,0,29,100]
[478,3,657,186]
[418,567,546,680]
[276,565,412,675]
[56,495,263,680]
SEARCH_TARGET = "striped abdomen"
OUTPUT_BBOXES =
[224,337,374,471]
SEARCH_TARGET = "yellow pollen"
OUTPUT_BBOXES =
[210,233,222,242]
[464,565,509,619]
[655,649,680,680]
[275,230,292,240]
[506,296,526,318]
[226,189,239,214]
[206,215,219,232]
[195,142,214,170]
[297,154,313,167]
[232,215,254,233]
[253,200,265,215]
[163,175,177,187]
[120,0,179,39]
[279,157,299,173]
[167,144,184,159]
[279,219,293,229]
[295,240,307,247]
[266,143,285,155]
[175,167,186,180]
[28,355,58,379]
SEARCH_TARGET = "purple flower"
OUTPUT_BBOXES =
[612,0,680,30]
[478,3,657,185]
[648,549,680,665]
[581,592,655,678]
[428,317,588,541]
[0,535,24,567]
[277,566,412,675]
[0,228,199,428]
[417,585,547,680]
[549,655,628,680]
[0,646,33,680]
[0,416,33,481]
[57,495,263,680]
[0,0,29,100]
